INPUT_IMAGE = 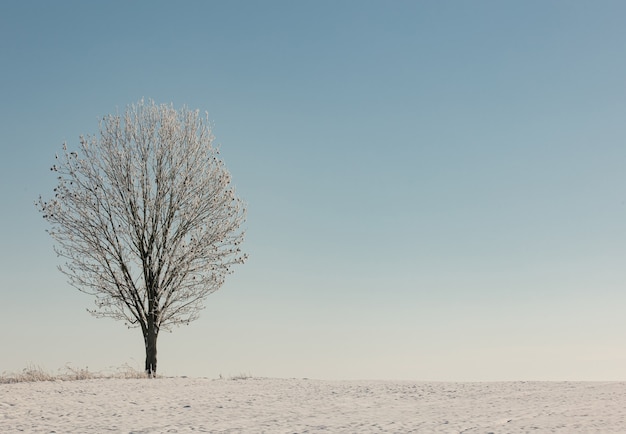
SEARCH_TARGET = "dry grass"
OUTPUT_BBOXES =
[0,364,56,383]
[229,372,253,381]
[0,363,152,384]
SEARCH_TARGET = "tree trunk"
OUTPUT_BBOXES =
[144,322,158,376]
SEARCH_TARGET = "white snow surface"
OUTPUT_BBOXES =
[2,377,626,433]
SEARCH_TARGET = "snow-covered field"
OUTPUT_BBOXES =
[2,377,626,433]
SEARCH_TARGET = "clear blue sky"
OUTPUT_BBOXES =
[2,1,626,381]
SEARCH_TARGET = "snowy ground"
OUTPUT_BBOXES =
[2,377,626,433]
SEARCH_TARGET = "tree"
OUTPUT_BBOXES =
[37,100,247,375]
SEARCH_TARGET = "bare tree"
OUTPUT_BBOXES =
[37,100,246,375]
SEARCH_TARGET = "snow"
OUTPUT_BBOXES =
[2,378,626,433]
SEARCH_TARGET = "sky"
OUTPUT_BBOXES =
[2,1,626,381]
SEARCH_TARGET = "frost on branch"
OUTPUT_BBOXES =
[36,100,247,373]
